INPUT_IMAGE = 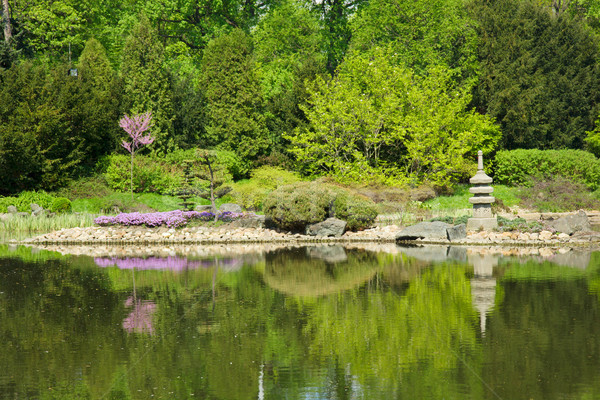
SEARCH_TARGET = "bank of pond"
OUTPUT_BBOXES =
[1,243,599,399]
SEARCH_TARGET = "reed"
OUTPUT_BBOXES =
[0,213,97,233]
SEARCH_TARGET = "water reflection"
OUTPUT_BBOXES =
[0,243,599,399]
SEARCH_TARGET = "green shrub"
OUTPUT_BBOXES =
[263,182,333,231]
[517,176,600,212]
[494,149,600,190]
[331,189,378,230]
[50,197,72,213]
[104,154,183,194]
[15,191,55,211]
[263,182,378,232]
[230,166,302,210]
[0,197,18,212]
[53,175,113,199]
[165,148,247,180]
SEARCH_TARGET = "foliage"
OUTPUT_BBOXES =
[288,48,501,188]
[350,0,478,81]
[493,149,600,190]
[121,13,175,154]
[49,197,71,213]
[263,182,378,231]
[253,0,327,154]
[201,29,269,162]
[104,154,183,194]
[496,216,544,233]
[0,212,96,233]
[230,166,303,210]
[471,0,600,150]
[517,176,600,212]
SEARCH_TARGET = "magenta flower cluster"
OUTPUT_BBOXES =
[94,210,254,228]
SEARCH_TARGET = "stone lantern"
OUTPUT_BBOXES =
[467,151,498,232]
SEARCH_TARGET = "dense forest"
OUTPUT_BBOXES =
[2,0,600,195]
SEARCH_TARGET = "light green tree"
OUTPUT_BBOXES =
[287,48,501,188]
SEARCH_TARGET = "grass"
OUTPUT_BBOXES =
[423,184,521,211]
[0,213,97,234]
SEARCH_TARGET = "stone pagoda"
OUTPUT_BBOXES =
[467,151,498,232]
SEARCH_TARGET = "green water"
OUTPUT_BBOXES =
[1,244,600,399]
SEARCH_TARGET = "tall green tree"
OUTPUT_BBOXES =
[253,0,327,159]
[472,0,600,150]
[287,48,500,188]
[121,13,175,155]
[350,0,479,81]
[201,29,269,164]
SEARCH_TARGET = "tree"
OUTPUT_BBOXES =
[2,0,11,43]
[287,48,500,188]
[252,0,327,159]
[471,0,600,150]
[121,13,175,155]
[120,112,155,199]
[201,29,269,164]
[350,0,478,81]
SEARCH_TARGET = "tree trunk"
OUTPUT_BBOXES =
[2,0,11,43]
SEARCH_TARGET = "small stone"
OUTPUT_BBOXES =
[539,230,553,241]
[558,232,570,240]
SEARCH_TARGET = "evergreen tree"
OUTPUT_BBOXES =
[201,29,269,164]
[472,0,600,149]
[121,13,175,155]
[253,0,327,160]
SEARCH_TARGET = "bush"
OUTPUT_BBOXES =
[494,149,600,190]
[230,166,302,210]
[517,176,600,212]
[14,191,55,211]
[50,197,72,213]
[331,189,378,230]
[104,154,183,194]
[263,182,378,232]
[0,196,18,213]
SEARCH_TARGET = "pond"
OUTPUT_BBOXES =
[0,243,599,399]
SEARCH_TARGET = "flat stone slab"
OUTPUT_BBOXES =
[395,221,466,242]
[546,210,591,235]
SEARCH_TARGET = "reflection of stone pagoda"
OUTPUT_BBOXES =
[467,151,498,232]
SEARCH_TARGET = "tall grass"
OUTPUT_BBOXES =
[0,213,97,233]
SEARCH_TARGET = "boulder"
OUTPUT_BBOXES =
[306,218,347,237]
[395,221,453,241]
[447,224,467,241]
[219,203,243,214]
[7,205,17,214]
[229,214,265,228]
[306,246,348,263]
[546,210,591,235]
[194,205,213,213]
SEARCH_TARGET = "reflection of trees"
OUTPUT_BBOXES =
[483,274,600,400]
[264,247,380,297]
[303,264,482,397]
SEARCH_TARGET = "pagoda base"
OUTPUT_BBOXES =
[467,217,498,232]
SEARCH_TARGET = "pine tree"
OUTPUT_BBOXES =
[201,29,269,164]
[121,13,175,155]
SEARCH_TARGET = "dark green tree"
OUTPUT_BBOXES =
[252,0,327,161]
[201,29,269,164]
[472,0,600,150]
[121,13,175,155]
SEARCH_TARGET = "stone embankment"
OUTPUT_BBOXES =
[22,224,401,245]
[20,222,600,247]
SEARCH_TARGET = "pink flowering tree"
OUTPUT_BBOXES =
[120,112,154,199]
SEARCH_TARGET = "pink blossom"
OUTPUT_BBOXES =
[120,112,155,154]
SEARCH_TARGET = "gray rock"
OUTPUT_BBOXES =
[30,203,43,212]
[307,245,348,263]
[306,218,347,237]
[219,203,243,213]
[546,210,591,235]
[229,214,265,228]
[395,221,452,241]
[7,205,17,214]
[447,223,467,241]
[16,212,29,218]
[194,205,214,213]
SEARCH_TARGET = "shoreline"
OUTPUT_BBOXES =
[14,223,600,249]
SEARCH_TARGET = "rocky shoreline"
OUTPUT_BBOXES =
[18,222,600,248]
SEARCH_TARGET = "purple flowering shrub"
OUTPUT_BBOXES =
[94,210,255,228]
